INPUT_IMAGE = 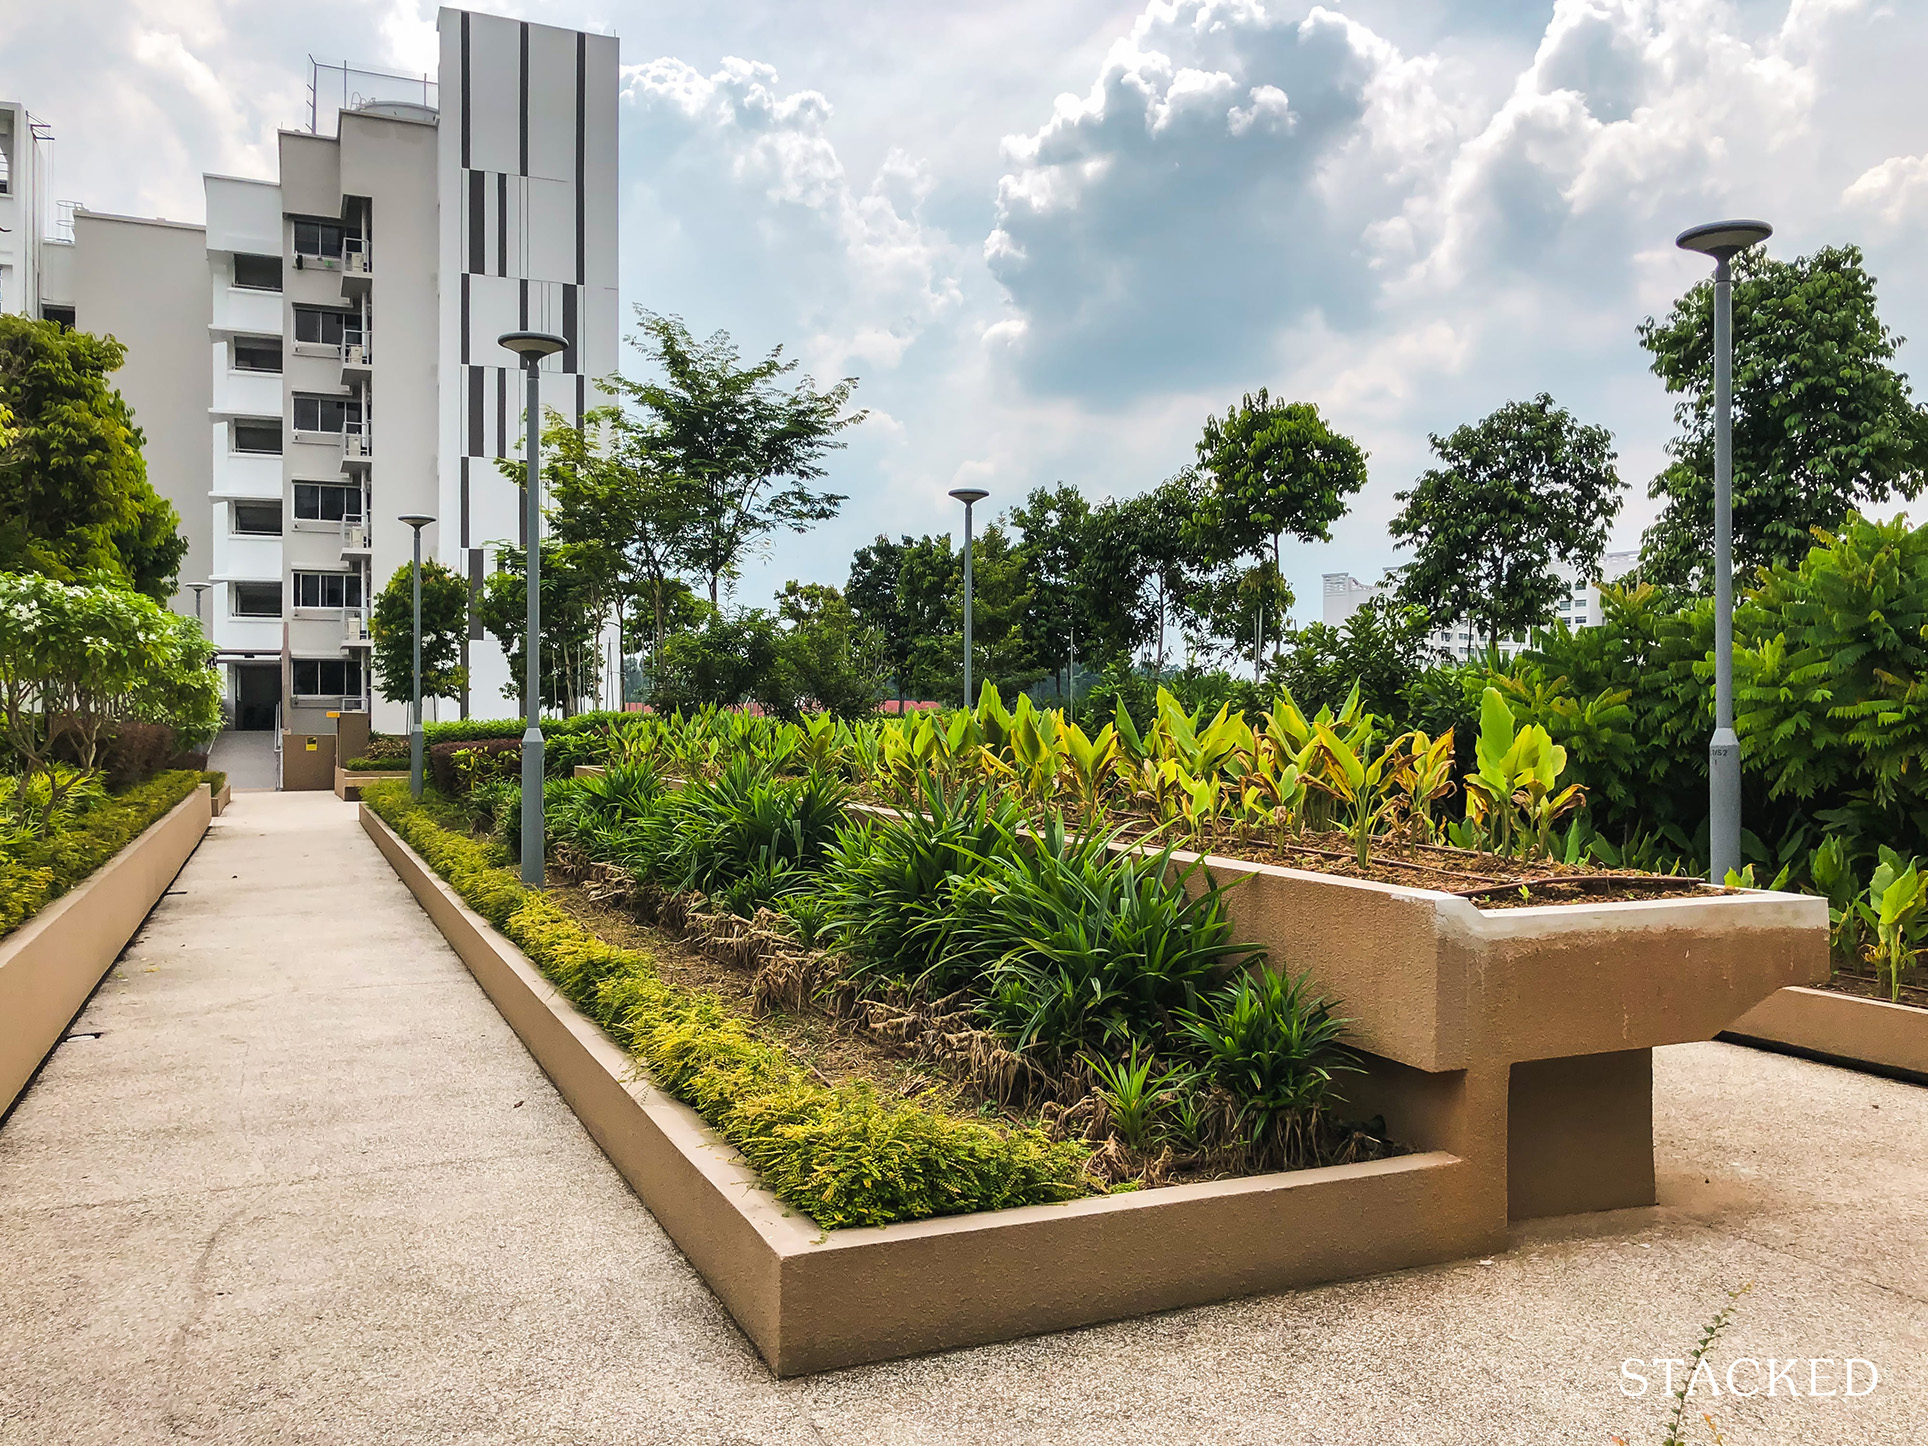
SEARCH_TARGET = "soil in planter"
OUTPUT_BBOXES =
[1818,966,1928,1012]
[1104,819,1728,908]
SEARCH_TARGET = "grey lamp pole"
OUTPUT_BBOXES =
[186,583,210,626]
[948,487,988,707]
[399,514,434,800]
[498,329,568,886]
[1675,219,1773,883]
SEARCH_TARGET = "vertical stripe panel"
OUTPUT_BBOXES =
[497,172,508,277]
[575,33,586,286]
[467,366,484,457]
[467,169,484,274]
[518,22,530,177]
[459,11,471,169]
[459,456,471,546]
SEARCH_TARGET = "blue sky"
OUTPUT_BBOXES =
[6,0,1927,623]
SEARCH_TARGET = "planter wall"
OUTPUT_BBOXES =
[0,784,213,1116]
[1160,845,1827,1220]
[1722,986,1928,1083]
[363,804,1486,1376]
[334,765,405,801]
[281,731,335,791]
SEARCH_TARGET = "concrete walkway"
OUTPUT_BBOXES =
[1,792,1922,1444]
[206,730,278,791]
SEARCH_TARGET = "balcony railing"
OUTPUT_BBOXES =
[343,608,373,646]
[342,422,372,462]
[341,330,371,369]
[341,517,371,556]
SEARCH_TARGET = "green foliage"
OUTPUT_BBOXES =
[650,609,779,712]
[0,769,204,937]
[613,310,864,606]
[476,540,605,715]
[766,582,886,721]
[1177,966,1355,1143]
[1639,244,1928,586]
[363,781,1086,1228]
[1268,596,1443,724]
[0,316,187,600]
[370,558,470,705]
[1860,847,1926,1002]
[1390,394,1624,650]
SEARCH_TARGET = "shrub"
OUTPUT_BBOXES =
[0,769,205,937]
[427,737,522,794]
[361,780,1088,1227]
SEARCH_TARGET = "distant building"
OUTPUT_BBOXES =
[6,7,620,742]
[1321,551,1639,662]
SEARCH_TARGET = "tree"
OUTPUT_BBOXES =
[895,533,963,703]
[1270,596,1443,724]
[1637,243,1928,587]
[476,541,604,716]
[1390,394,1624,652]
[1011,484,1092,694]
[370,559,470,707]
[765,582,886,721]
[1189,391,1368,654]
[1078,495,1160,669]
[0,316,187,601]
[846,535,914,706]
[650,609,779,712]
[610,311,865,606]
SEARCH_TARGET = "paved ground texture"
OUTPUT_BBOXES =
[1,792,1922,1445]
[206,731,278,791]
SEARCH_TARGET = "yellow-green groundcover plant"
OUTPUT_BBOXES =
[0,770,215,937]
[364,780,1089,1229]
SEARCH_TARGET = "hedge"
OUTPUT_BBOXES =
[0,770,207,938]
[362,780,1090,1228]
[422,710,631,747]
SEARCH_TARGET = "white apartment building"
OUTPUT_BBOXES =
[10,8,619,741]
[1322,550,1639,662]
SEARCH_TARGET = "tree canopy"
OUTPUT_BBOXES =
[0,317,186,601]
[1637,243,1928,586]
[1390,393,1623,650]
[370,559,470,707]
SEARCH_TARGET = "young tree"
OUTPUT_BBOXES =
[1189,391,1368,653]
[1270,596,1442,723]
[477,541,604,716]
[895,533,963,703]
[0,317,187,600]
[1390,394,1623,652]
[370,559,470,707]
[1011,483,1092,695]
[1638,243,1928,587]
[650,609,779,712]
[846,535,913,705]
[1078,495,1160,668]
[611,311,865,606]
[765,581,886,720]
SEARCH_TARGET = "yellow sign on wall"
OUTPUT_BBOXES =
[305,737,319,751]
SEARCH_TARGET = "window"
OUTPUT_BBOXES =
[293,306,353,347]
[292,658,363,697]
[233,420,283,454]
[293,220,345,258]
[231,501,282,536]
[232,581,282,617]
[233,337,282,372]
[292,571,364,610]
[292,394,362,434]
[233,253,282,290]
[293,482,363,523]
[41,305,75,330]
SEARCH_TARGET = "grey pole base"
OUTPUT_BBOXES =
[1708,730,1741,883]
[520,728,545,886]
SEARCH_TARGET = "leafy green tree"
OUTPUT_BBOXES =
[847,535,913,704]
[611,311,865,606]
[1077,494,1162,669]
[1011,484,1092,693]
[1637,243,1928,586]
[477,541,604,716]
[1269,596,1442,724]
[370,559,469,706]
[650,609,779,712]
[1189,391,1368,645]
[765,582,885,721]
[1390,394,1623,652]
[896,533,962,703]
[0,317,187,600]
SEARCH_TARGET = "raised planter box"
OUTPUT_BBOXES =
[362,803,1485,1376]
[1159,845,1828,1221]
[1,783,213,1116]
[334,764,405,801]
[1722,986,1928,1083]
[212,779,231,816]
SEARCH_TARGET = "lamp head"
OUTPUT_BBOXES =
[398,513,435,530]
[948,487,990,506]
[1675,219,1773,261]
[497,330,568,364]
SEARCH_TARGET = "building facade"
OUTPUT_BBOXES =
[15,8,619,741]
[1322,550,1639,662]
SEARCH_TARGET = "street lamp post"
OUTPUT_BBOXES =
[399,514,435,800]
[1676,218,1773,883]
[498,329,568,886]
[185,582,210,626]
[948,488,989,707]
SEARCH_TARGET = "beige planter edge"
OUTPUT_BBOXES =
[0,783,213,1115]
[334,765,406,801]
[360,802,1492,1376]
[1722,985,1928,1082]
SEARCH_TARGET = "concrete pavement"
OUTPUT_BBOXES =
[206,730,278,791]
[1,791,1921,1444]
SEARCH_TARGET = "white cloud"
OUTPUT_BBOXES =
[1843,153,1928,227]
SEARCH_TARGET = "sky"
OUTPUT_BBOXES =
[5,0,1928,627]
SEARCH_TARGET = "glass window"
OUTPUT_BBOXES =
[292,572,364,610]
[233,420,283,454]
[232,501,283,536]
[293,221,345,258]
[292,394,362,434]
[293,307,352,346]
[293,483,363,523]
[233,254,282,290]
[232,582,282,617]
[233,337,282,372]
[292,658,363,697]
